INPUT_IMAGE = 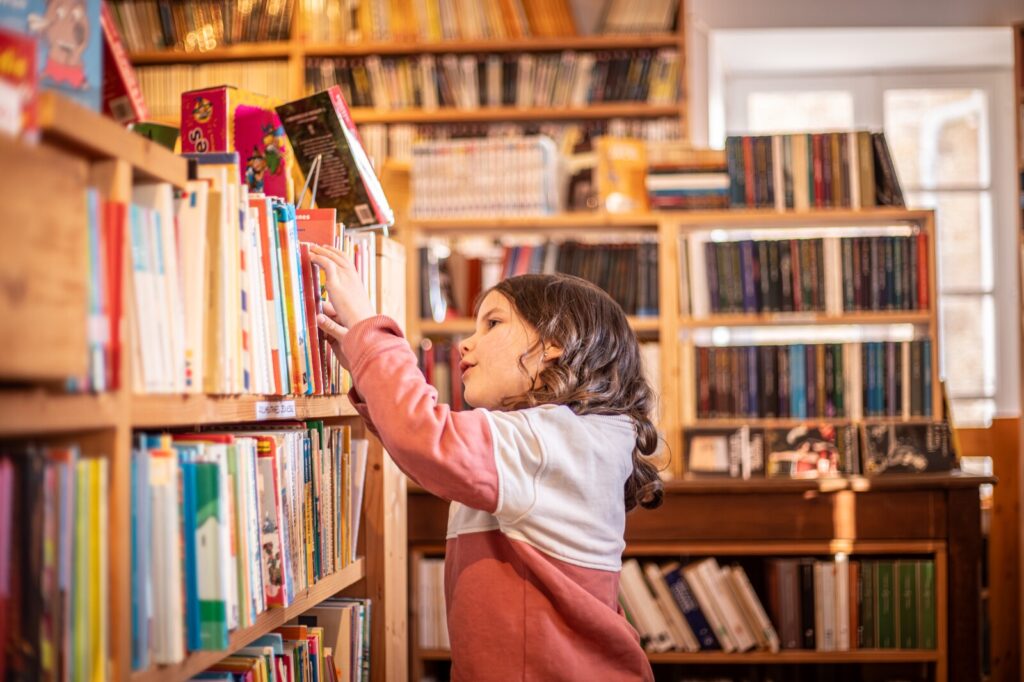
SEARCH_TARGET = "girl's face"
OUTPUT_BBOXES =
[458,291,559,410]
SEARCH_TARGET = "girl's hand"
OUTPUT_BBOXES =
[309,244,377,328]
[318,299,352,371]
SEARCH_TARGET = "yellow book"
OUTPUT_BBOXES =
[596,137,649,213]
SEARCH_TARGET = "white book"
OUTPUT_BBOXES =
[835,555,850,650]
[127,205,159,393]
[149,450,185,663]
[815,560,835,651]
[620,559,674,652]
[349,438,370,564]
[702,561,757,652]
[173,180,209,393]
[687,234,710,318]
[728,565,781,652]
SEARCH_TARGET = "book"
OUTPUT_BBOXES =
[0,0,101,110]
[861,422,955,475]
[596,136,649,213]
[0,25,37,137]
[764,423,859,478]
[276,86,394,229]
[99,0,145,123]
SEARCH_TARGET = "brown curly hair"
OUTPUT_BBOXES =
[481,273,664,513]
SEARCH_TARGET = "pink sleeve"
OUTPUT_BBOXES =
[342,315,498,512]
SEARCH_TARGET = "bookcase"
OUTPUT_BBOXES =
[0,93,406,682]
[120,0,688,163]
[399,206,989,681]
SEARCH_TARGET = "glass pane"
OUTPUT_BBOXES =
[747,91,854,134]
[939,294,995,398]
[950,399,995,429]
[883,89,988,189]
[906,190,992,291]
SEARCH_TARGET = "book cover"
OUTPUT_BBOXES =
[0,24,36,136]
[861,423,954,475]
[764,423,857,478]
[0,0,101,110]
[275,86,394,228]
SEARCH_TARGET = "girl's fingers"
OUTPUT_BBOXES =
[317,313,349,341]
[310,244,353,270]
[321,299,337,318]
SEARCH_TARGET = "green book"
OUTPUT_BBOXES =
[876,560,897,648]
[195,462,229,650]
[898,560,919,648]
[919,560,936,649]
[858,560,876,648]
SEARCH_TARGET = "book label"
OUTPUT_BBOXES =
[255,400,296,421]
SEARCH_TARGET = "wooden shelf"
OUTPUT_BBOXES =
[350,103,682,124]
[131,559,364,682]
[682,311,932,328]
[407,208,933,233]
[661,472,995,494]
[129,42,295,64]
[686,417,938,429]
[0,391,121,436]
[37,92,188,187]
[645,649,941,664]
[413,648,940,664]
[418,316,659,335]
[624,539,945,556]
[130,393,359,428]
[305,33,682,56]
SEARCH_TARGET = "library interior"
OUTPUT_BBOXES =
[2,0,1024,680]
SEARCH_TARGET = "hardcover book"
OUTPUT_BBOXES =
[276,86,394,229]
[764,423,859,478]
[0,0,102,110]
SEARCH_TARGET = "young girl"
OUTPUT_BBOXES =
[310,244,663,681]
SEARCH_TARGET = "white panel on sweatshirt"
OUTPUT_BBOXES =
[446,404,636,572]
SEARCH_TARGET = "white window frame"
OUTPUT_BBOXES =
[719,69,1019,420]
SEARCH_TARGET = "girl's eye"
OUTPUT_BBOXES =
[487,319,500,329]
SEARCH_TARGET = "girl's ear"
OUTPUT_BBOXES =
[543,344,564,362]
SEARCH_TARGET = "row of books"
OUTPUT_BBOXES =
[683,422,954,480]
[137,62,291,121]
[724,132,905,210]
[188,613,371,682]
[688,340,934,420]
[359,118,684,167]
[411,136,561,217]
[302,0,577,44]
[684,234,930,316]
[0,447,109,682]
[421,238,655,319]
[130,425,369,667]
[765,558,937,650]
[110,0,296,53]
[304,48,681,111]
[621,556,936,654]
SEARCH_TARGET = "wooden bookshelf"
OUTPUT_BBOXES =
[680,310,932,328]
[303,34,683,57]
[349,103,684,125]
[131,559,365,682]
[407,474,991,681]
[0,93,406,682]
[418,316,659,336]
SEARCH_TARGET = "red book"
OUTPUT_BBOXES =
[917,231,929,310]
[0,25,37,137]
[102,201,125,389]
[99,0,147,123]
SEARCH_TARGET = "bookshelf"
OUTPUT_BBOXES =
[121,2,688,150]
[0,94,405,682]
[408,474,992,681]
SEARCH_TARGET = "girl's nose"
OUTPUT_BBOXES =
[458,335,473,357]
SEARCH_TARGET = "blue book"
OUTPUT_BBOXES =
[178,458,201,651]
[0,0,102,110]
[739,240,757,312]
[790,345,806,419]
[746,346,759,418]
[130,443,151,670]
[664,567,719,650]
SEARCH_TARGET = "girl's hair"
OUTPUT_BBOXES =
[485,273,664,512]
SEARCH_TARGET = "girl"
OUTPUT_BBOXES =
[310,244,663,681]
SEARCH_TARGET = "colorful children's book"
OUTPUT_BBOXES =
[276,87,394,229]
[181,85,292,200]
[0,25,37,136]
[0,0,102,110]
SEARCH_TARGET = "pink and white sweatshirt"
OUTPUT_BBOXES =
[342,315,654,682]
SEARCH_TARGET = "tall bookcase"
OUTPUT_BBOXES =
[400,207,990,682]
[0,93,406,682]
